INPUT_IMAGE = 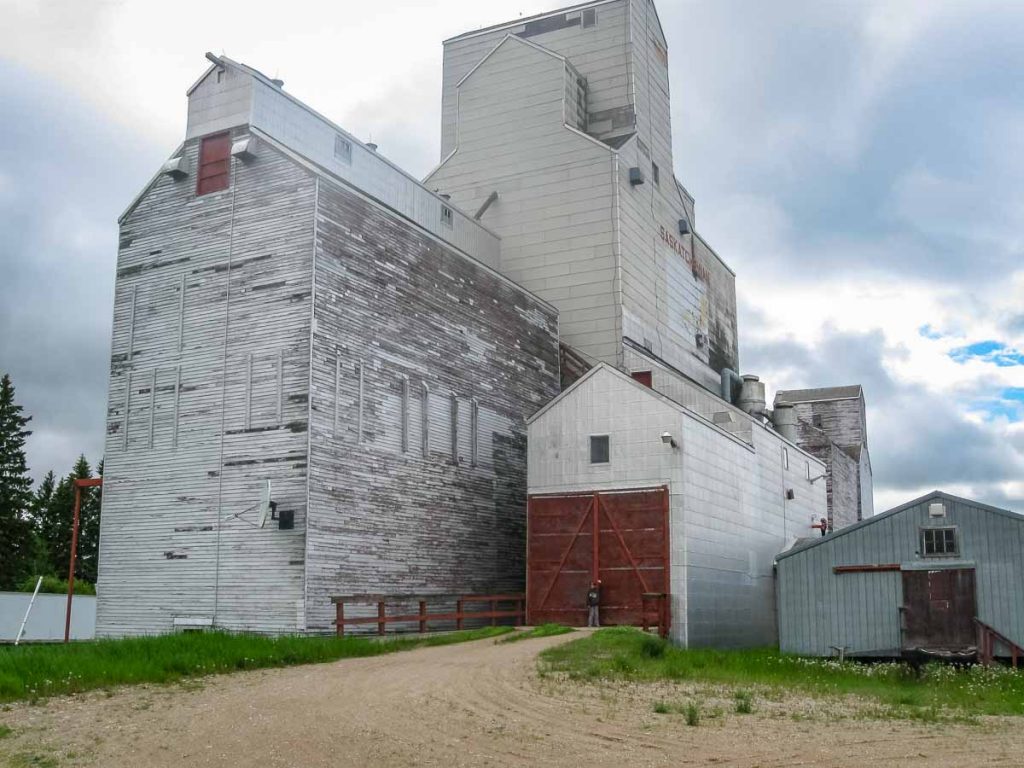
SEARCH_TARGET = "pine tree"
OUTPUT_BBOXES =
[0,373,35,589]
[37,456,94,580]
[79,458,103,583]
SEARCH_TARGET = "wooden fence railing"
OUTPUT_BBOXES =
[331,593,525,637]
[976,618,1022,668]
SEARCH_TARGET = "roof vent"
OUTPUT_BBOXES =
[231,136,259,162]
[629,167,645,185]
[928,502,947,518]
[366,142,378,152]
[160,155,190,179]
[270,78,284,88]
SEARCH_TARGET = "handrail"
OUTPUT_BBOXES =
[333,593,525,637]
[975,618,1022,668]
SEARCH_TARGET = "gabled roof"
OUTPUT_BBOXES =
[775,490,1023,562]
[775,385,863,404]
[443,0,620,44]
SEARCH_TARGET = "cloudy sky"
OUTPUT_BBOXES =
[1,0,1022,513]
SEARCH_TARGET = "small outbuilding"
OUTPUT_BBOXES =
[776,491,1024,660]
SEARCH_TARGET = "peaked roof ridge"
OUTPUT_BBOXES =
[775,384,863,403]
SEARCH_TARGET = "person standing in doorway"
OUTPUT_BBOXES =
[586,580,601,627]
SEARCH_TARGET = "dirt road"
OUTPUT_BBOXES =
[2,631,1022,767]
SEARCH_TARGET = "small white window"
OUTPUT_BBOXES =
[334,135,352,164]
[441,205,454,228]
[783,447,789,470]
[805,461,811,480]
[652,163,660,186]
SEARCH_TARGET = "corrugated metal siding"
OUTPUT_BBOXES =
[528,366,828,647]
[302,177,560,632]
[777,495,1024,656]
[97,133,315,636]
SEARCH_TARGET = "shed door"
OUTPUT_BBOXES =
[901,569,976,651]
[527,487,669,627]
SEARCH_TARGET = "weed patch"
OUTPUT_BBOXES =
[0,626,512,704]
[539,627,1024,719]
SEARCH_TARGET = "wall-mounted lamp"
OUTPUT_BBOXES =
[661,432,678,449]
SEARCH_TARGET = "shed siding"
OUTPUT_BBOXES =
[302,177,560,631]
[777,495,1024,656]
[97,133,315,636]
[528,366,826,647]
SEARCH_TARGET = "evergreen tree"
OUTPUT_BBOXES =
[37,456,94,580]
[0,373,35,589]
[79,458,103,583]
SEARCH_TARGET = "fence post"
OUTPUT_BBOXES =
[456,599,464,630]
[419,600,427,634]
[377,601,386,636]
[336,602,345,637]
[490,599,497,627]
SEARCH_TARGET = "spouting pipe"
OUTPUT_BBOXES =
[720,368,742,404]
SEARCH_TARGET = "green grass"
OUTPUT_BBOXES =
[734,689,754,714]
[497,623,574,644]
[0,626,512,704]
[0,724,12,739]
[539,627,1024,718]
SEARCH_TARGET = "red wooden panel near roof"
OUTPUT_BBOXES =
[197,132,231,196]
[631,370,652,388]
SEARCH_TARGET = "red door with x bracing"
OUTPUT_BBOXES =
[527,487,669,628]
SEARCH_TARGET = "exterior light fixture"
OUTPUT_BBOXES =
[661,432,677,448]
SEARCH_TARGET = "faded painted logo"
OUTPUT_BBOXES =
[659,225,710,283]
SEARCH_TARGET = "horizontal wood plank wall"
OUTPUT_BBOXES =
[97,132,316,636]
[303,179,560,632]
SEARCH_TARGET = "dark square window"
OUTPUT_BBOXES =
[197,132,231,196]
[582,8,597,28]
[812,414,824,428]
[441,205,454,228]
[590,435,609,464]
[922,527,958,557]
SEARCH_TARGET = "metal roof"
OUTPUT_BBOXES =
[775,490,1022,562]
[775,385,863,404]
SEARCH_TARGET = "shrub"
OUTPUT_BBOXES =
[684,702,701,726]
[639,634,667,659]
[17,575,95,595]
[652,701,671,714]
[734,690,754,714]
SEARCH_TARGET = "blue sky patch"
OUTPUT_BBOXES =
[949,340,1024,367]
[918,324,944,340]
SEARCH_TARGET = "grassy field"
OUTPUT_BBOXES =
[0,626,512,704]
[540,627,1024,719]
[497,623,574,644]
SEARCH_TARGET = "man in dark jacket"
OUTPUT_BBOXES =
[586,580,601,627]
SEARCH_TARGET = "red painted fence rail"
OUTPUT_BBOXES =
[331,593,525,637]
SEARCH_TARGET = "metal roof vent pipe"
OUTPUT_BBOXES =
[720,368,742,404]
[366,142,378,152]
[738,375,766,418]
[773,403,799,442]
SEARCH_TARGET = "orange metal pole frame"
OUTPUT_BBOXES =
[65,477,103,643]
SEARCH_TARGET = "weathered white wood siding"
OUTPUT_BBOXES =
[97,133,316,636]
[302,177,560,631]
[427,37,621,365]
[528,365,826,647]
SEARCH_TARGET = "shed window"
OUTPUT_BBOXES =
[197,133,231,196]
[922,527,958,557]
[441,205,454,228]
[590,435,609,464]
